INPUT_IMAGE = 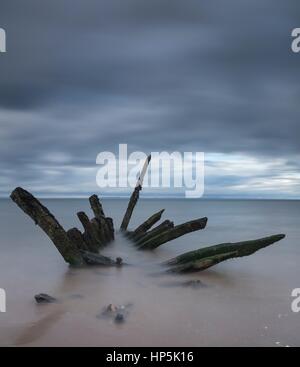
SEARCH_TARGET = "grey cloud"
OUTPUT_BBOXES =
[0,0,299,197]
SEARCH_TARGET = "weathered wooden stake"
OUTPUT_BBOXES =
[89,194,105,218]
[77,211,103,252]
[134,220,174,246]
[10,187,85,266]
[130,209,165,239]
[138,217,208,250]
[89,194,114,244]
[120,155,151,231]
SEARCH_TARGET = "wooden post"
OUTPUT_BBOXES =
[120,155,151,231]
[89,194,114,244]
[77,212,103,252]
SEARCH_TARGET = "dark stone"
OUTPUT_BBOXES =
[115,313,125,323]
[107,303,118,313]
[35,293,57,304]
[116,257,123,266]
[98,303,133,321]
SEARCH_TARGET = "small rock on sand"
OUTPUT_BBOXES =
[115,313,125,323]
[34,293,57,304]
[97,303,133,322]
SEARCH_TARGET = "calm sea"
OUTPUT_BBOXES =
[0,198,299,346]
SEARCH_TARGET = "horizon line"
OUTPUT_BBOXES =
[1,195,299,201]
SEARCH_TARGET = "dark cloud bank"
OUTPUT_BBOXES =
[0,0,299,198]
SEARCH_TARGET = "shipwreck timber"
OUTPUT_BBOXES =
[10,187,117,267]
[10,155,286,273]
[164,234,285,273]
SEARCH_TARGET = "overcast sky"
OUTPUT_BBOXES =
[0,0,299,198]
